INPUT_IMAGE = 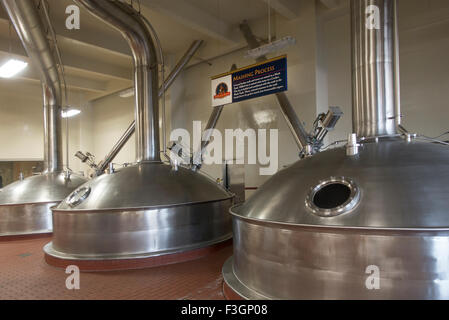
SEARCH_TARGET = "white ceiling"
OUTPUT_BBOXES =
[3,0,431,103]
[0,0,298,102]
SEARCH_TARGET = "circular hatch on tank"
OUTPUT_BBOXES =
[305,177,360,217]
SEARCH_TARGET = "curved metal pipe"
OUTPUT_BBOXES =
[96,40,204,174]
[1,0,63,173]
[75,0,160,162]
[351,0,400,138]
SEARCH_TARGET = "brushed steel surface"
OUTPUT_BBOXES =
[351,0,400,138]
[226,131,449,300]
[46,162,233,259]
[45,199,232,259]
[228,216,449,300]
[222,257,267,300]
[57,163,232,211]
[234,139,449,229]
[224,0,448,300]
[0,173,88,206]
[0,202,55,236]
[1,0,63,173]
[0,173,86,236]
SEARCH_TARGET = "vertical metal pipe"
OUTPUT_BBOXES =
[2,0,63,173]
[42,85,63,173]
[75,0,160,162]
[351,0,400,138]
[239,21,310,151]
[96,40,203,174]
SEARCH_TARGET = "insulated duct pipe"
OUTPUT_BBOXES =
[96,40,203,174]
[351,0,400,138]
[75,0,160,162]
[2,0,63,173]
[240,21,310,151]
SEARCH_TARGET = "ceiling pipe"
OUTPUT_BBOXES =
[95,40,204,175]
[351,0,400,138]
[75,0,160,163]
[2,0,63,173]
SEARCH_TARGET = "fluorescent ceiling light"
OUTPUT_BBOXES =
[119,87,134,98]
[62,109,81,118]
[246,36,296,59]
[0,59,28,78]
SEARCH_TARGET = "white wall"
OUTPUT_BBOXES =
[0,80,89,175]
[89,94,135,167]
[0,81,43,161]
[171,0,321,194]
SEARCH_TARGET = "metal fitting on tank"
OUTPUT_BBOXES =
[346,133,360,156]
[303,145,314,158]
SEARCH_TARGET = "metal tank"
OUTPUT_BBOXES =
[44,0,233,271]
[0,0,87,237]
[223,0,449,299]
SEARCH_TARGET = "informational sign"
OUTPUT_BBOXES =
[211,55,287,107]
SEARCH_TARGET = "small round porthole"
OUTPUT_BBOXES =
[306,177,360,217]
[67,186,91,207]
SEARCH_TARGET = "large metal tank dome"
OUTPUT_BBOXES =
[0,174,87,207]
[224,138,449,300]
[56,163,231,211]
[44,0,233,271]
[223,0,449,300]
[44,163,233,269]
[235,138,449,229]
[0,173,87,236]
[0,0,88,237]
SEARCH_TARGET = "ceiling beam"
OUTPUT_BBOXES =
[259,0,300,20]
[0,8,131,58]
[16,68,109,93]
[140,0,241,44]
[0,36,132,81]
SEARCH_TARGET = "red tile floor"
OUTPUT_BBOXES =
[0,235,232,300]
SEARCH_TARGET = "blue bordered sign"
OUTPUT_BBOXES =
[211,55,288,107]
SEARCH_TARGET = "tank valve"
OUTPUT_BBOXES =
[346,133,360,156]
[108,163,115,174]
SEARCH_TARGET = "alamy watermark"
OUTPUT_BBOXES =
[65,5,80,30]
[365,265,381,290]
[366,5,381,30]
[170,121,279,176]
[65,265,80,290]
